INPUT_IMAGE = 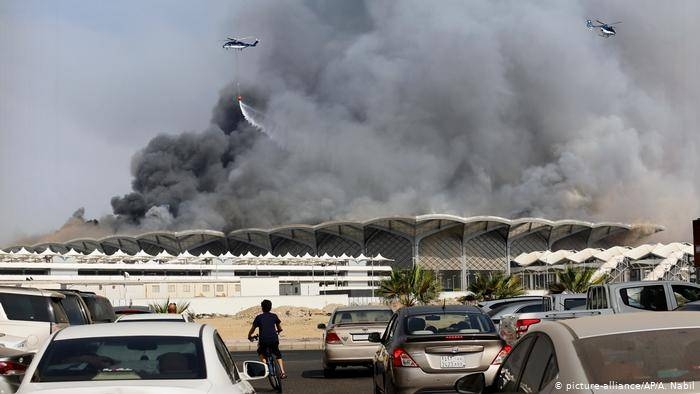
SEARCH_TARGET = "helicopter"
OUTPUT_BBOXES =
[223,37,259,50]
[586,19,621,38]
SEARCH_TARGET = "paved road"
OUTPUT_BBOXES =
[232,350,374,394]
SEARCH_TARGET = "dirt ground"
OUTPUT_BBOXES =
[196,304,343,341]
[196,299,463,342]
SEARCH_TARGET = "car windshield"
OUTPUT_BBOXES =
[332,310,392,324]
[405,313,495,335]
[575,328,700,384]
[31,336,205,382]
[83,297,116,323]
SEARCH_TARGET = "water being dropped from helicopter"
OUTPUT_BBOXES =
[238,98,265,130]
[237,97,287,145]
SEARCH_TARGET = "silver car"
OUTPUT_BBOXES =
[486,301,543,331]
[318,306,393,376]
[371,305,509,394]
[455,311,700,393]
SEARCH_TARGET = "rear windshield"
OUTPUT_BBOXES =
[32,336,205,382]
[405,312,495,335]
[564,298,586,310]
[84,297,116,323]
[575,328,700,384]
[0,293,68,323]
[332,310,393,324]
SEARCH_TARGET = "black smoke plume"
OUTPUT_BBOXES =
[45,1,700,242]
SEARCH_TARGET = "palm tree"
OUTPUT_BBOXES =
[150,297,191,313]
[465,272,525,301]
[548,267,606,293]
[377,267,441,307]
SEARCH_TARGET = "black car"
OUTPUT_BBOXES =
[0,347,33,394]
[46,289,93,325]
[70,290,116,323]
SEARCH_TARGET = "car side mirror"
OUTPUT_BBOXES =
[317,323,326,329]
[240,360,268,381]
[368,332,381,343]
[455,373,486,394]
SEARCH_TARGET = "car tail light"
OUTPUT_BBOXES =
[325,332,342,344]
[0,361,27,376]
[492,344,512,365]
[444,335,464,340]
[392,348,418,368]
[515,318,541,335]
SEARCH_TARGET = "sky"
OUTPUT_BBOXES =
[0,0,238,243]
[1,1,698,247]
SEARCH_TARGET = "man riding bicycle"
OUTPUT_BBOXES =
[247,299,288,379]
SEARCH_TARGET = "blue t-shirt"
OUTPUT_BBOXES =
[253,312,281,342]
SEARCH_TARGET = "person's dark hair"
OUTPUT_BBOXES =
[261,299,272,312]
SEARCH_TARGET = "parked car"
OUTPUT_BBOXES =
[486,301,543,331]
[113,305,153,316]
[115,313,193,323]
[317,306,393,376]
[370,305,509,394]
[0,333,28,350]
[0,346,34,394]
[0,287,70,352]
[500,280,700,344]
[476,296,543,314]
[70,290,116,323]
[16,322,268,393]
[46,290,93,325]
[455,312,700,393]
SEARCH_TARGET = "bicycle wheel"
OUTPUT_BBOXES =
[267,357,282,392]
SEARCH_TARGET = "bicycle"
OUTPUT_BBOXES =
[249,334,283,392]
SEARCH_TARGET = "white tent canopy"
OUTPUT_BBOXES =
[155,250,175,260]
[198,251,217,259]
[109,250,131,260]
[134,250,154,259]
[86,249,105,258]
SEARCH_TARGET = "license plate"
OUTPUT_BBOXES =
[352,334,369,341]
[440,356,465,368]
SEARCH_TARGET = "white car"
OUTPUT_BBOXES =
[0,287,70,352]
[115,313,193,323]
[17,322,268,394]
[0,332,28,350]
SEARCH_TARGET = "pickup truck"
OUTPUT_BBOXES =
[499,280,700,344]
